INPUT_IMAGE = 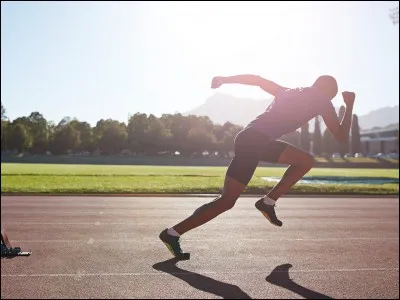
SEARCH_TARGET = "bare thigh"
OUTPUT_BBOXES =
[221,175,247,200]
[274,142,315,167]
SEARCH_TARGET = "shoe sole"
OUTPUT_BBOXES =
[161,240,176,256]
[159,236,190,260]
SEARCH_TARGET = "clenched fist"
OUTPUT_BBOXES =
[342,91,356,107]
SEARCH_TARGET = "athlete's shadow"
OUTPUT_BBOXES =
[152,258,252,299]
[266,263,333,299]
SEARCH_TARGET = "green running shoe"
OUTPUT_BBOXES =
[159,228,190,260]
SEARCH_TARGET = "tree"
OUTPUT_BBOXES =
[184,115,216,155]
[161,113,193,155]
[49,118,81,154]
[1,120,9,150]
[1,104,8,150]
[126,113,170,155]
[312,116,323,155]
[350,114,361,154]
[9,107,381,158]
[337,106,350,156]
[127,113,171,155]
[1,103,6,121]
[323,129,335,155]
[94,119,127,155]
[47,121,57,146]
[7,122,32,153]
[187,127,211,154]
[60,124,81,151]
[70,120,94,152]
[27,112,49,154]
[127,113,149,154]
[300,122,310,152]
[212,121,242,155]
[145,114,170,154]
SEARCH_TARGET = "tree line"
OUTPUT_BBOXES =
[1,103,361,157]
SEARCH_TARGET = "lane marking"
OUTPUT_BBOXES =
[1,204,109,207]
[1,194,398,199]
[9,237,399,243]
[4,222,131,225]
[87,238,94,244]
[4,220,398,225]
[2,209,398,214]
[2,268,399,278]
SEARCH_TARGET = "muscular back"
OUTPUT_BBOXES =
[246,86,334,139]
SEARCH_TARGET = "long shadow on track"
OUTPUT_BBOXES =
[266,263,333,299]
[153,259,334,299]
[153,258,252,299]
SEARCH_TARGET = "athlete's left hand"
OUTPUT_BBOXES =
[342,91,356,107]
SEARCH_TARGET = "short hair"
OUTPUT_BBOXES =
[312,75,338,100]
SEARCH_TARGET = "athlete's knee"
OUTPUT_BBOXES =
[194,194,237,215]
[217,193,239,211]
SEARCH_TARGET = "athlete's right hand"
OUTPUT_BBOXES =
[342,91,356,107]
[211,76,224,89]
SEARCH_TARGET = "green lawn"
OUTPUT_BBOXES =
[344,157,379,163]
[313,156,398,164]
[1,163,399,195]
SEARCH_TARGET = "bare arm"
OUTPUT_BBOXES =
[321,92,355,143]
[211,74,286,96]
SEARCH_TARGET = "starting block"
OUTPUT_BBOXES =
[1,229,31,257]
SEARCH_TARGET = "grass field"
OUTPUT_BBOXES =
[1,163,398,195]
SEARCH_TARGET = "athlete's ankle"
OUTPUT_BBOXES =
[167,227,181,237]
[263,195,277,205]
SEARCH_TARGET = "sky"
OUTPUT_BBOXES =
[1,1,399,126]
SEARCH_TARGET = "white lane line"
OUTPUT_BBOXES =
[1,204,109,207]
[1,212,111,214]
[2,268,399,278]
[3,211,398,217]
[10,237,399,243]
[4,221,398,225]
[5,222,131,225]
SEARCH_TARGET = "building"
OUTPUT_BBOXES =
[360,126,399,154]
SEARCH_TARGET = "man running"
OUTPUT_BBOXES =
[159,74,356,260]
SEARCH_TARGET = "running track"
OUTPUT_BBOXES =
[1,196,399,299]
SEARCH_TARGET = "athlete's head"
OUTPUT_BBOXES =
[312,75,338,100]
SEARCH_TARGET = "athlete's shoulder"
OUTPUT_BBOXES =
[275,86,327,101]
[275,86,309,99]
[293,86,330,100]
[274,87,300,98]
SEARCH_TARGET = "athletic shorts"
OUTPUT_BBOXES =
[226,127,289,186]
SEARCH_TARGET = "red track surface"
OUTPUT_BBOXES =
[1,196,399,299]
